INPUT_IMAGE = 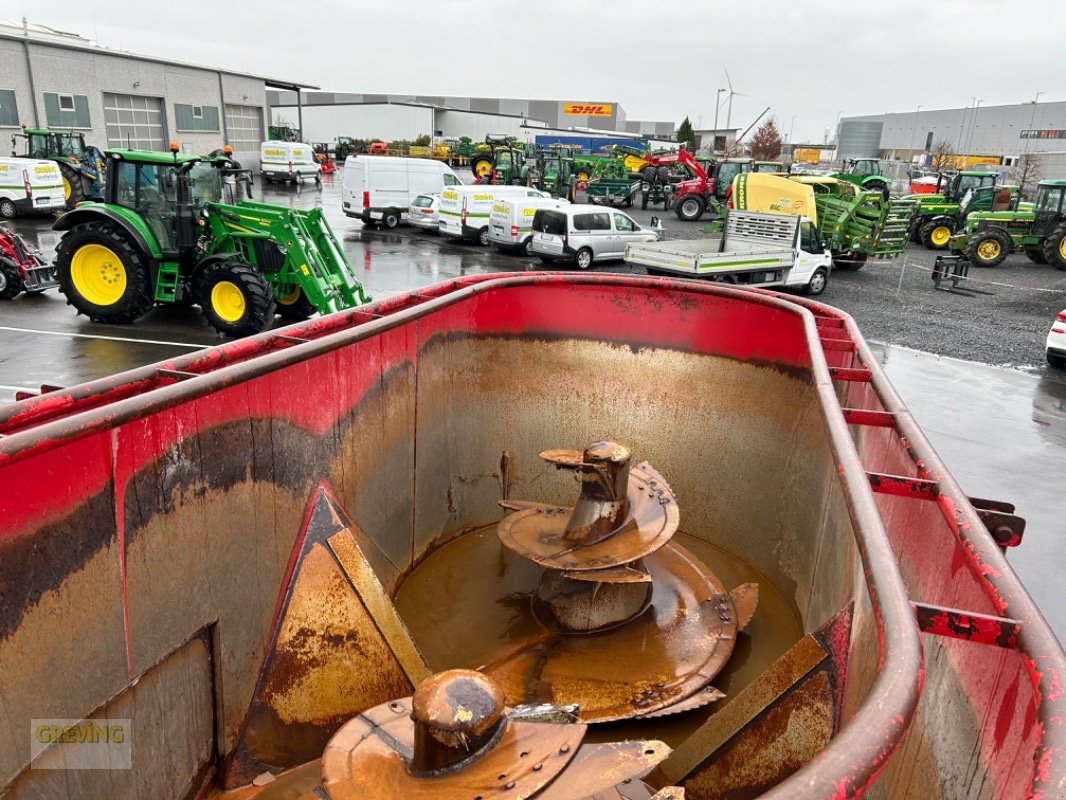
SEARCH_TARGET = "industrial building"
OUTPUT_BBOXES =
[267,91,677,146]
[838,100,1066,176]
[0,18,312,164]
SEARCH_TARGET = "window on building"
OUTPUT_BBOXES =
[43,92,91,128]
[224,104,263,151]
[175,103,220,132]
[103,93,166,150]
[0,90,18,127]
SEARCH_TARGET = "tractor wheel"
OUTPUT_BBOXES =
[471,155,493,182]
[1041,223,1066,271]
[909,215,926,243]
[0,199,16,218]
[55,221,154,323]
[58,163,86,209]
[275,286,317,321]
[865,180,889,200]
[967,229,1011,268]
[642,166,657,185]
[920,219,955,250]
[833,256,866,271]
[0,257,23,300]
[675,194,706,222]
[1026,248,1048,264]
[575,168,591,183]
[382,210,400,229]
[199,261,276,337]
[656,166,671,183]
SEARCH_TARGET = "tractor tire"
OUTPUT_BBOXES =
[57,163,86,209]
[1041,223,1066,271]
[656,166,670,183]
[966,229,1011,268]
[55,221,155,324]
[675,194,706,222]
[0,199,16,219]
[909,215,927,243]
[199,261,276,337]
[0,257,23,300]
[1026,248,1048,264]
[382,210,400,229]
[471,155,493,182]
[275,287,317,321]
[833,256,866,272]
[865,180,889,200]
[642,166,657,185]
[575,168,591,183]
[920,219,955,250]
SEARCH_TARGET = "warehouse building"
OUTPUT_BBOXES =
[0,18,313,165]
[267,91,676,145]
[838,100,1066,176]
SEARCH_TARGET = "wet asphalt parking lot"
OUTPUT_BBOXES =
[1,171,1064,641]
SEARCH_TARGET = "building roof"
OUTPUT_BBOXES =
[0,18,318,90]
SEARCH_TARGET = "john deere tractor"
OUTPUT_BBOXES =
[949,179,1066,269]
[52,146,370,337]
[12,127,106,208]
[904,171,1009,250]
[470,135,533,183]
[832,158,890,199]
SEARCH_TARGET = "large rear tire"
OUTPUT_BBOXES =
[966,229,1011,268]
[675,194,706,222]
[471,155,493,182]
[199,261,276,337]
[865,180,889,200]
[1026,248,1048,264]
[920,219,954,250]
[275,286,317,321]
[55,221,154,323]
[1041,223,1066,271]
[0,257,22,300]
[58,163,86,210]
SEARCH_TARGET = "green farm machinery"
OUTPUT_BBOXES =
[469,135,535,183]
[584,158,641,207]
[903,171,1013,249]
[11,126,106,207]
[529,149,578,200]
[948,179,1066,269]
[832,158,891,199]
[52,147,369,337]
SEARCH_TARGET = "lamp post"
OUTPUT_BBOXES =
[712,88,725,154]
[788,115,796,145]
[964,99,983,164]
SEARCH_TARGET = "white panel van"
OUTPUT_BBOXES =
[0,157,66,218]
[342,156,463,229]
[488,196,570,255]
[260,141,321,185]
[438,185,551,246]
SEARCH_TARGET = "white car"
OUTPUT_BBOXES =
[408,194,440,231]
[1047,309,1066,368]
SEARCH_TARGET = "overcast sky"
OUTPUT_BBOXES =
[9,0,1066,143]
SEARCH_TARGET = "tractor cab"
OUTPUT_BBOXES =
[843,158,882,178]
[944,171,997,203]
[713,159,753,199]
[1032,180,1066,236]
[11,128,87,160]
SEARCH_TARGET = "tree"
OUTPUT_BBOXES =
[1010,151,1044,201]
[677,116,695,149]
[750,118,783,161]
[930,140,956,171]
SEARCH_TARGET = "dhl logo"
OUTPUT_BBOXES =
[564,103,612,117]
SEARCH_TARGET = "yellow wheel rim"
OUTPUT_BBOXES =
[277,286,301,305]
[210,281,246,322]
[475,160,492,178]
[70,244,126,306]
[931,226,951,246]
[576,170,590,181]
[977,240,1000,260]
[1059,236,1066,260]
[62,175,72,201]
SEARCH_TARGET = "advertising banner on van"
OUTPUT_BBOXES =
[563,103,613,117]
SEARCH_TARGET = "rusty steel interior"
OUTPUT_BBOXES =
[0,273,1064,799]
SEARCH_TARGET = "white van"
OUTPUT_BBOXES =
[488,196,570,255]
[342,156,463,229]
[0,157,66,218]
[530,205,659,269]
[260,141,321,185]
[439,185,551,245]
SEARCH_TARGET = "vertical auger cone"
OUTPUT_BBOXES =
[316,668,670,799]
[490,441,759,722]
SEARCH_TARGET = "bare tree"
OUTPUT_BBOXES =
[1010,151,1044,201]
[750,118,784,161]
[930,140,956,171]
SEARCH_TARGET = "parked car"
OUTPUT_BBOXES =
[342,155,462,229]
[1047,309,1066,367]
[407,194,441,232]
[531,205,659,269]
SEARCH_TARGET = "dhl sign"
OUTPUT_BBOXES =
[563,103,613,117]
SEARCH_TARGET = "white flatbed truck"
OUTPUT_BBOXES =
[624,210,831,295]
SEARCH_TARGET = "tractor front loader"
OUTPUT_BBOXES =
[52,146,369,337]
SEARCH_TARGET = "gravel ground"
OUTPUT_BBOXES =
[603,204,1066,373]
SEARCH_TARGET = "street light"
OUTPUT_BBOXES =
[965,99,983,163]
[788,115,796,145]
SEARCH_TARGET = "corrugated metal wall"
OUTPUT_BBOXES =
[837,121,884,159]
[435,110,543,140]
[270,104,433,143]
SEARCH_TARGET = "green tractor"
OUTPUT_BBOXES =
[12,127,106,208]
[469,135,533,184]
[949,179,1066,269]
[52,147,370,337]
[531,150,577,200]
[904,171,1009,249]
[832,158,890,199]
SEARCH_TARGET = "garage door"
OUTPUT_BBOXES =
[103,93,166,150]
[224,104,263,151]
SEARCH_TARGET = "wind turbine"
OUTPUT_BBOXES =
[724,70,747,131]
